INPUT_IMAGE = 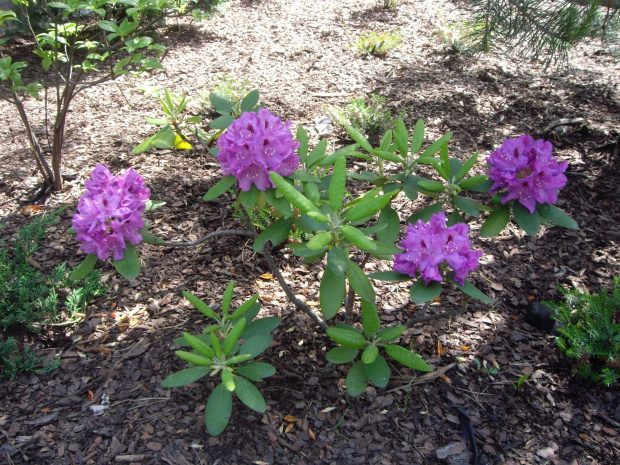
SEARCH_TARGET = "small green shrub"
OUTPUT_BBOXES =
[0,337,60,381]
[199,76,252,117]
[353,30,402,57]
[326,94,404,137]
[0,210,105,330]
[377,0,399,11]
[547,278,620,387]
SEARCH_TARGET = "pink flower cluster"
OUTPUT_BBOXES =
[394,212,483,286]
[487,135,568,213]
[217,108,300,191]
[72,165,150,261]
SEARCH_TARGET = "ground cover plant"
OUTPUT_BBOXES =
[0,0,618,463]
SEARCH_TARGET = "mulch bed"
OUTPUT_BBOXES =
[1,0,619,464]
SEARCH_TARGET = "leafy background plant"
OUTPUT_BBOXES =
[547,278,620,387]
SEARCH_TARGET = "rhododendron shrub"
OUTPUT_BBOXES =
[67,89,581,434]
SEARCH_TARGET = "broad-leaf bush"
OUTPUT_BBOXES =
[70,88,579,434]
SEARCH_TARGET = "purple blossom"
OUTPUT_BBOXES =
[394,212,483,286]
[487,135,568,214]
[217,108,300,191]
[72,165,150,261]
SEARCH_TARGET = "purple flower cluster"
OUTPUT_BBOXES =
[394,212,483,286]
[217,108,300,191]
[72,165,150,261]
[487,135,568,213]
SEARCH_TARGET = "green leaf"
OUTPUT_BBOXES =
[145,200,166,211]
[239,186,260,209]
[420,132,452,158]
[385,345,432,371]
[97,20,119,33]
[346,126,374,154]
[204,175,236,201]
[113,243,140,279]
[221,281,235,315]
[345,192,396,222]
[240,89,260,112]
[174,333,212,347]
[365,354,390,387]
[327,247,349,275]
[175,350,213,366]
[326,346,359,364]
[306,139,328,170]
[339,225,377,253]
[361,344,379,365]
[329,156,347,211]
[375,207,400,244]
[234,376,266,413]
[537,204,579,230]
[453,279,493,304]
[410,119,425,154]
[210,92,234,114]
[454,152,479,181]
[139,230,165,245]
[296,126,309,164]
[346,361,368,397]
[453,196,481,218]
[205,383,232,436]
[361,299,380,336]
[235,362,276,381]
[264,188,293,216]
[241,317,281,340]
[270,173,323,218]
[368,270,412,282]
[183,291,219,320]
[162,366,210,387]
[223,319,246,355]
[394,119,408,158]
[406,202,444,224]
[320,268,346,320]
[307,232,333,250]
[373,150,402,163]
[513,202,541,236]
[326,327,368,349]
[183,332,216,358]
[145,117,170,125]
[70,254,97,281]
[210,115,236,129]
[230,294,260,320]
[459,175,490,190]
[222,369,235,391]
[417,180,445,192]
[409,278,441,305]
[376,325,407,343]
[345,259,376,303]
[480,206,511,237]
[239,334,273,359]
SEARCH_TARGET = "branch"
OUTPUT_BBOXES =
[160,229,254,247]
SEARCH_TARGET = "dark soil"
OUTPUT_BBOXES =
[1,1,619,464]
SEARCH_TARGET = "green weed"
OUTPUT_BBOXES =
[353,31,402,57]
[326,94,404,137]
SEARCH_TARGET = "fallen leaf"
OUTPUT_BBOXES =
[284,414,298,422]
[320,407,336,413]
[308,428,316,441]
[285,423,295,434]
[41,408,51,412]
[579,434,589,441]
[87,390,94,400]
[437,341,447,355]
[440,374,452,385]
[20,205,44,215]
[459,346,470,351]
[261,295,274,302]
[98,347,112,354]
[260,273,273,280]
